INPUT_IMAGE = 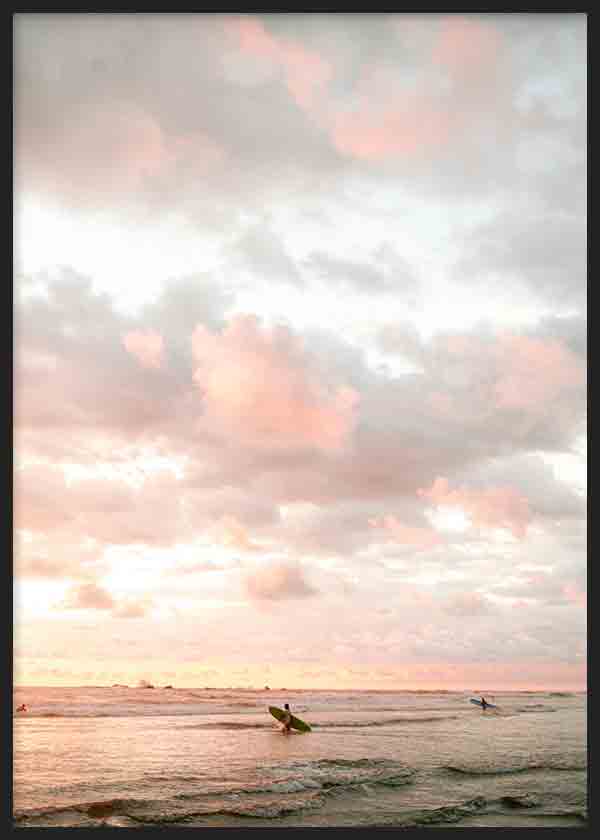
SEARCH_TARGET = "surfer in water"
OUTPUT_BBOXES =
[281,703,292,734]
[16,704,27,713]
[480,696,489,710]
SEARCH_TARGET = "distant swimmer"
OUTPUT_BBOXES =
[281,703,292,734]
[16,704,27,712]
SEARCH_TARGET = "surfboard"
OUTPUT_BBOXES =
[269,705,312,732]
[470,698,497,709]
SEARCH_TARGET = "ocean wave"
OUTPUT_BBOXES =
[14,797,150,823]
[409,796,490,825]
[182,721,271,730]
[364,794,553,827]
[126,795,324,823]
[175,758,416,799]
[516,704,556,713]
[500,794,540,808]
[15,757,417,826]
[313,715,459,729]
[14,775,585,828]
[18,708,252,719]
[443,762,586,776]
[178,715,458,731]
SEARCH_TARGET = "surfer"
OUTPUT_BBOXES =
[281,703,292,734]
[480,696,489,710]
[16,704,27,712]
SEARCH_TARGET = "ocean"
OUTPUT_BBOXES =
[12,686,587,828]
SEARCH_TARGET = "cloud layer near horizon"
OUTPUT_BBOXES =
[14,13,586,689]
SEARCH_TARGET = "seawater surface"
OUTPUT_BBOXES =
[13,686,587,828]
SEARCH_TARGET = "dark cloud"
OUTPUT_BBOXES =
[305,251,388,293]
[454,209,586,311]
[226,224,303,287]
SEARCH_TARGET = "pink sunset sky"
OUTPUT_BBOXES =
[13,13,586,690]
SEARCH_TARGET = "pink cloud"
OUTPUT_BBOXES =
[432,17,503,81]
[225,17,332,110]
[21,102,171,200]
[15,464,187,550]
[62,585,153,618]
[112,599,152,619]
[493,334,585,413]
[168,132,227,173]
[208,515,262,552]
[420,332,585,439]
[331,97,452,162]
[418,477,532,539]
[244,562,316,601]
[14,464,72,532]
[225,17,457,164]
[191,315,359,452]
[368,514,444,550]
[64,583,115,611]
[123,330,165,370]
[15,529,103,580]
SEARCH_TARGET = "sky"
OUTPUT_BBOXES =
[13,13,587,690]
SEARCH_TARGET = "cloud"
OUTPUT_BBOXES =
[418,477,532,539]
[14,269,229,460]
[456,453,585,523]
[304,250,388,291]
[12,12,587,688]
[368,515,444,550]
[61,583,153,619]
[14,271,585,562]
[377,321,425,364]
[493,333,585,412]
[535,315,587,360]
[14,14,339,220]
[14,529,105,580]
[330,94,453,163]
[14,463,75,532]
[191,314,360,453]
[112,599,153,619]
[14,12,586,231]
[489,565,587,610]
[15,461,189,554]
[224,16,332,111]
[207,516,263,552]
[244,562,317,601]
[64,582,115,610]
[455,211,586,311]
[443,591,491,616]
[304,243,420,300]
[123,330,165,369]
[432,16,504,83]
[225,224,303,287]
[562,582,586,609]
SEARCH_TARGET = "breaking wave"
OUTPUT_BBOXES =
[14,758,416,826]
[443,762,586,776]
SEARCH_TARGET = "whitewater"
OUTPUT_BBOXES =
[12,686,587,828]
